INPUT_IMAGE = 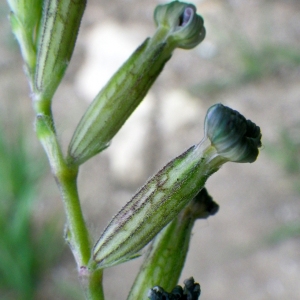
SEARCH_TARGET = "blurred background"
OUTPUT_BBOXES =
[1,0,300,299]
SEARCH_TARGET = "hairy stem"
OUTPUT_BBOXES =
[35,107,105,298]
[35,110,91,267]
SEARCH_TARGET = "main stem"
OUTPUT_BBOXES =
[56,162,91,266]
[33,94,104,299]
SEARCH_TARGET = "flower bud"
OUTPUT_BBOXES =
[67,1,206,166]
[148,277,201,300]
[154,1,205,49]
[205,104,262,163]
[34,0,86,99]
[91,104,261,269]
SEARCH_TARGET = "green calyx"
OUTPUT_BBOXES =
[205,104,262,163]
[91,143,219,269]
[67,1,206,166]
[154,1,205,49]
[91,104,261,270]
[34,0,86,100]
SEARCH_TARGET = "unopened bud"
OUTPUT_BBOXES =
[67,1,206,166]
[92,104,261,269]
[147,277,201,300]
[34,0,86,99]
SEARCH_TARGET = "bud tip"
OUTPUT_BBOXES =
[204,104,262,163]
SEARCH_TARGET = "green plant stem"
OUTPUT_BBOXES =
[35,112,91,266]
[34,99,105,298]
[128,215,194,300]
[57,163,91,266]
[33,95,52,118]
[80,268,105,300]
[128,188,217,299]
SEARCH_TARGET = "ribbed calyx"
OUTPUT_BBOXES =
[67,1,206,166]
[91,104,261,270]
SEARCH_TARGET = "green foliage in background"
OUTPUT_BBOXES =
[0,122,61,300]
